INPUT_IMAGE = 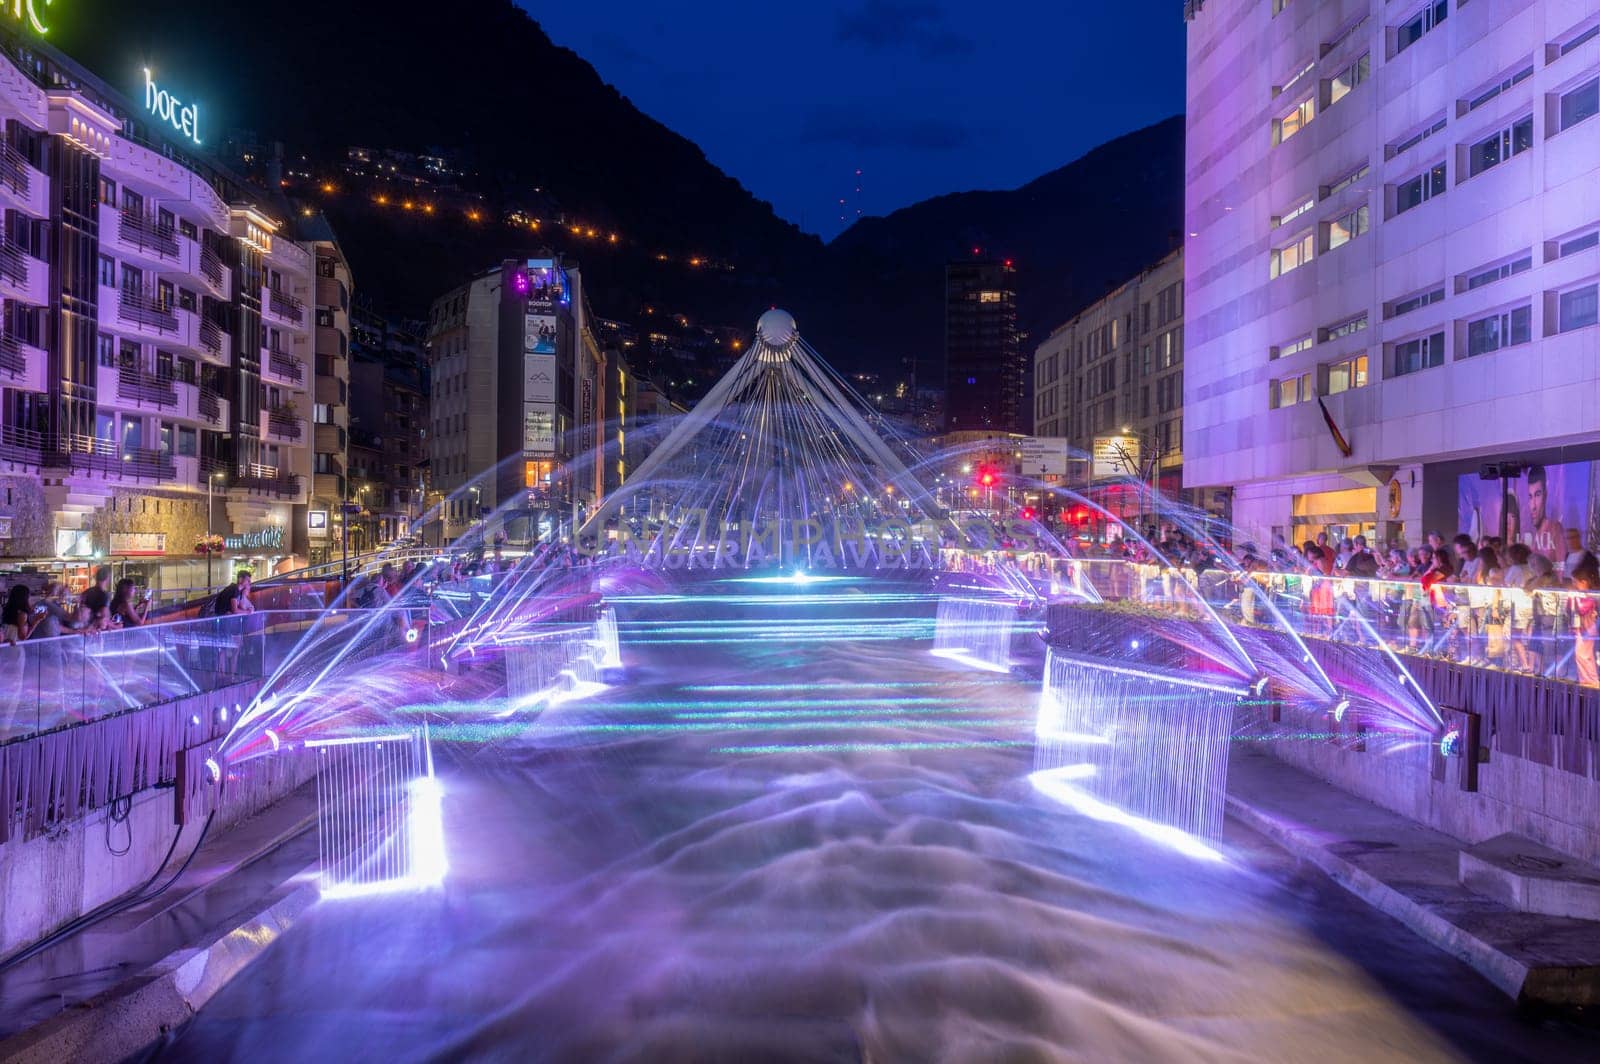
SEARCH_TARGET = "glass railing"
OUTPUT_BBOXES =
[1061,557,1600,687]
[0,607,428,745]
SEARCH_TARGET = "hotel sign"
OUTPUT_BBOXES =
[223,527,284,551]
[143,68,201,146]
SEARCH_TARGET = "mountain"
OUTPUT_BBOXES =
[50,3,1184,387]
[806,116,1185,379]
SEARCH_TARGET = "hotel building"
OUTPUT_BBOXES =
[0,24,327,587]
[1185,0,1600,549]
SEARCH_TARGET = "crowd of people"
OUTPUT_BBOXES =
[1,566,156,645]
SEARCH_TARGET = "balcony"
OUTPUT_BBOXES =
[198,386,228,426]
[114,365,179,406]
[55,434,176,481]
[0,332,48,392]
[199,244,227,296]
[264,348,305,385]
[0,141,48,219]
[0,425,44,467]
[262,286,305,326]
[234,470,302,498]
[113,286,179,334]
[117,208,181,261]
[266,408,304,441]
[198,315,230,360]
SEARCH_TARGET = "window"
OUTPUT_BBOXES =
[1271,373,1314,408]
[1465,306,1532,356]
[1158,328,1183,368]
[1327,54,1369,106]
[98,176,116,207]
[1463,253,1533,291]
[1395,163,1446,215]
[1274,96,1316,145]
[1391,116,1446,156]
[978,290,1002,303]
[1387,286,1446,319]
[1274,195,1315,229]
[1323,205,1369,251]
[1557,228,1600,258]
[316,309,334,327]
[1271,334,1314,360]
[1395,1,1447,56]
[1323,15,1369,57]
[1325,355,1369,394]
[1271,231,1315,278]
[177,426,197,457]
[1392,331,1446,376]
[1466,116,1533,177]
[1464,64,1533,114]
[1559,283,1599,332]
[1321,314,1368,343]
[1156,283,1183,325]
[97,254,115,287]
[1559,76,1599,132]
[1277,59,1315,98]
[1557,20,1600,57]
[1323,162,1369,199]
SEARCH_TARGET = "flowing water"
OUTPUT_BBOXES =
[152,589,1589,1062]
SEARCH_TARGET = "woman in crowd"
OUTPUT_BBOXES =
[109,578,149,628]
[1569,563,1599,686]
[2,584,33,644]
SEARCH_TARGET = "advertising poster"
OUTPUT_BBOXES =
[523,313,557,355]
[524,353,557,403]
[1457,460,1600,557]
[523,409,555,454]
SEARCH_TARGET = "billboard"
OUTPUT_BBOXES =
[1458,460,1600,557]
[1091,435,1141,480]
[524,409,555,453]
[524,260,567,316]
[524,353,557,403]
[524,313,557,355]
[1018,437,1070,477]
[109,532,166,556]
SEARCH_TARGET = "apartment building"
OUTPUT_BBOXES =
[349,307,427,547]
[1034,249,1201,524]
[307,225,352,566]
[0,24,322,588]
[1185,0,1600,549]
[943,258,1024,434]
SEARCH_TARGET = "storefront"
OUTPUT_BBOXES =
[1289,485,1377,547]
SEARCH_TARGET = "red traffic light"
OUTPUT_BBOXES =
[1019,506,1037,521]
[977,467,997,488]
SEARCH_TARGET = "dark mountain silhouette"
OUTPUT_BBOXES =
[50,2,1183,384]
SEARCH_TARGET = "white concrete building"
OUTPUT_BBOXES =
[1185,0,1600,550]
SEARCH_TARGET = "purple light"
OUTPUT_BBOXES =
[511,270,530,295]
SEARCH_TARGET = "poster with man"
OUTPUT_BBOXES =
[1457,460,1600,560]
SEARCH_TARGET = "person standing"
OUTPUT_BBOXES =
[1570,565,1599,687]
[214,570,254,615]
[80,566,113,631]
[27,582,80,640]
[109,579,149,628]
[2,584,32,644]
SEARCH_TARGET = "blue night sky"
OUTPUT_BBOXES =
[524,1,1186,240]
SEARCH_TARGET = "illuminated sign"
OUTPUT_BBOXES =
[6,0,52,35]
[308,510,329,535]
[223,527,284,551]
[1091,435,1141,480]
[143,68,201,146]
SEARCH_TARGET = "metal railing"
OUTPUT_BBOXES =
[266,350,304,382]
[0,608,429,745]
[267,409,303,439]
[118,207,181,259]
[199,316,224,355]
[0,140,32,197]
[116,365,180,405]
[0,424,43,464]
[117,287,179,333]
[1063,557,1600,688]
[199,244,224,289]
[234,471,302,497]
[55,433,177,479]
[0,333,24,375]
[199,387,223,424]
[267,287,304,324]
[0,239,28,287]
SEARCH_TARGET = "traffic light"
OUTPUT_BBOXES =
[977,466,998,488]
[1019,506,1037,521]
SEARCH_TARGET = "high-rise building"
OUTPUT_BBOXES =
[1185,0,1600,549]
[349,309,427,548]
[943,258,1023,434]
[306,227,352,567]
[0,23,321,590]
[426,256,606,544]
[1034,249,1208,525]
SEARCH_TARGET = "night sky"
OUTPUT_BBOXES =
[526,1,1186,241]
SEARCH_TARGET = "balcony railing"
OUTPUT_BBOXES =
[59,434,176,480]
[267,287,304,324]
[198,454,230,483]
[266,349,304,382]
[267,409,303,439]
[199,244,224,290]
[234,471,302,497]
[199,316,224,355]
[117,287,179,333]
[119,208,181,260]
[116,365,179,406]
[199,387,223,424]
[0,333,23,375]
[0,240,27,287]
[0,141,32,198]
[0,424,43,464]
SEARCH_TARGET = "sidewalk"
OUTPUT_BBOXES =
[1226,748,1600,1008]
[0,783,320,1063]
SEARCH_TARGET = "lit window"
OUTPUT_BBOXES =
[1271,372,1314,408]
[1277,59,1315,97]
[978,291,1002,303]
[1394,1,1448,56]
[1270,231,1315,279]
[1324,205,1369,251]
[1391,331,1446,376]
[1395,163,1446,215]
[1465,306,1532,357]
[1320,314,1368,343]
[1327,54,1369,106]
[1559,283,1599,333]
[1274,97,1316,145]
[1466,116,1533,178]
[1274,196,1315,229]
[1322,163,1370,199]
[1559,76,1599,133]
[1325,355,1369,394]
[1271,334,1314,361]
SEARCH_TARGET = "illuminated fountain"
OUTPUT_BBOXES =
[931,596,1018,673]
[309,727,445,898]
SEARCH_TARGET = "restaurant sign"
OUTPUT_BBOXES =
[224,527,284,551]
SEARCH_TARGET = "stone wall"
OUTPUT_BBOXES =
[0,476,52,558]
[87,489,210,556]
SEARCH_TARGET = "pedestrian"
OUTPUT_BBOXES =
[27,581,80,640]
[2,584,32,644]
[214,570,254,615]
[81,565,112,630]
[109,578,149,628]
[1570,564,1599,686]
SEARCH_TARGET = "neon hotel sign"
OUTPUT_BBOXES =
[5,1,52,36]
[144,68,201,145]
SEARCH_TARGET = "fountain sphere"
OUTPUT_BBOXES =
[755,308,798,358]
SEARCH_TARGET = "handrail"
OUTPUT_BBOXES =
[0,332,23,375]
[199,316,224,354]
[266,350,304,382]
[199,244,224,289]
[117,287,179,333]
[0,140,32,197]
[267,287,305,324]
[0,239,28,286]
[116,365,180,405]
[118,206,181,259]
